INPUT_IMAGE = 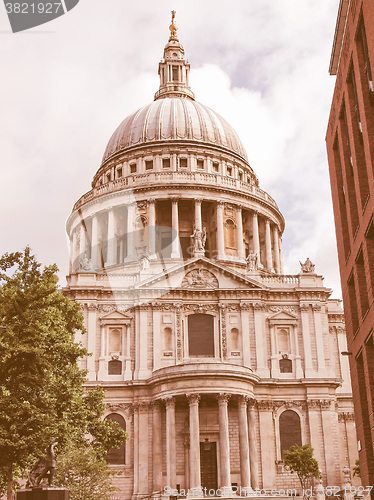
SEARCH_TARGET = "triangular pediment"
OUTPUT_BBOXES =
[99,310,132,321]
[136,257,266,291]
[268,310,298,322]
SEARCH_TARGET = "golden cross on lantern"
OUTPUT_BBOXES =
[169,10,178,41]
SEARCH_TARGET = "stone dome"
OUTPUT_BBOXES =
[102,98,249,164]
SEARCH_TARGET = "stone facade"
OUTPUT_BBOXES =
[64,14,359,499]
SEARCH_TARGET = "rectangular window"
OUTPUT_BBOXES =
[172,66,179,82]
[213,162,219,172]
[339,103,359,237]
[347,271,359,336]
[365,220,374,302]
[227,166,232,176]
[188,314,214,357]
[116,167,122,178]
[162,158,171,169]
[179,158,187,168]
[145,160,153,170]
[333,136,351,259]
[197,159,204,169]
[356,249,369,318]
[347,64,370,210]
[130,164,137,174]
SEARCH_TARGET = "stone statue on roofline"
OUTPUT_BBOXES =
[246,250,258,272]
[299,257,315,274]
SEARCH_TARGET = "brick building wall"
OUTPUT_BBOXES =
[326,0,374,490]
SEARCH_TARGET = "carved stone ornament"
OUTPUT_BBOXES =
[184,303,218,313]
[338,412,355,422]
[181,268,219,289]
[257,400,274,411]
[217,393,231,405]
[299,257,315,274]
[106,402,134,416]
[267,305,297,314]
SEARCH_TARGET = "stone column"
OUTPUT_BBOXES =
[218,394,231,492]
[148,199,156,258]
[236,205,245,260]
[238,396,251,490]
[79,221,86,264]
[216,202,225,259]
[265,219,273,271]
[273,226,281,273]
[312,304,326,374]
[124,324,132,380]
[247,400,259,489]
[194,198,202,230]
[107,207,116,266]
[135,403,149,495]
[165,397,177,489]
[252,212,260,261]
[258,401,276,489]
[71,228,78,272]
[254,303,269,377]
[187,394,202,493]
[91,215,99,270]
[126,203,135,260]
[86,304,97,381]
[300,304,314,377]
[152,401,163,493]
[171,198,180,258]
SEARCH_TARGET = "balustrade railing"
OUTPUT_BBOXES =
[73,171,278,211]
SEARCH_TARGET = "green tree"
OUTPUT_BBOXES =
[54,442,119,500]
[283,444,321,492]
[0,247,127,499]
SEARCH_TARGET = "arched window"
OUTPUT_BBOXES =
[279,410,302,457]
[105,413,126,464]
[108,359,122,375]
[188,314,214,357]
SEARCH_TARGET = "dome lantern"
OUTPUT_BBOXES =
[154,11,195,101]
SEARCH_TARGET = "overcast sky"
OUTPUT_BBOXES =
[0,0,342,296]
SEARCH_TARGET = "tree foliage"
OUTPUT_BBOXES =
[283,444,321,491]
[0,247,127,498]
[54,442,119,500]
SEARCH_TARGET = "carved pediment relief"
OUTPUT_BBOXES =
[268,310,298,324]
[99,309,132,324]
[181,268,219,289]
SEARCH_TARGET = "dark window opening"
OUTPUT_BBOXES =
[179,158,187,168]
[356,249,369,318]
[279,358,292,373]
[348,272,360,336]
[213,162,219,172]
[162,158,171,169]
[197,159,204,169]
[279,410,302,457]
[105,413,126,464]
[130,164,137,174]
[145,160,153,170]
[188,314,214,357]
[172,66,179,81]
[108,359,122,375]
